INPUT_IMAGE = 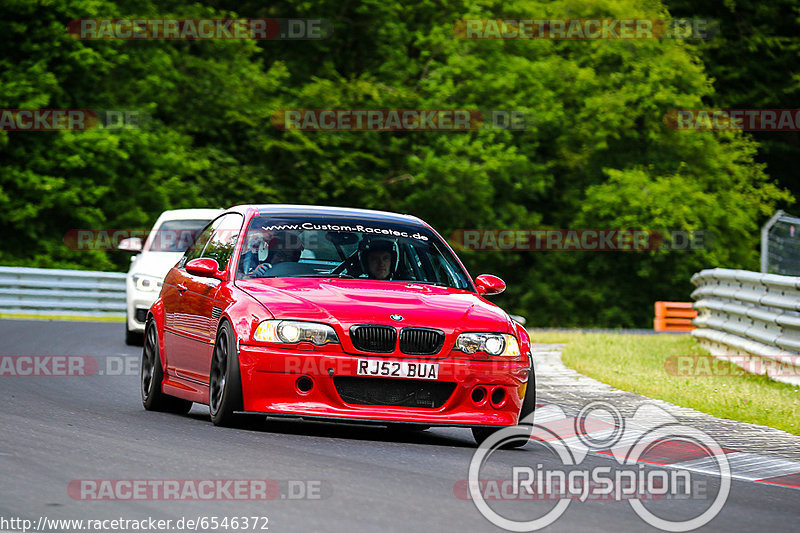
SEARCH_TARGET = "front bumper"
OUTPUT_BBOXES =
[238,344,530,427]
[126,291,158,333]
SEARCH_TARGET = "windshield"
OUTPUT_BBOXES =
[235,216,472,290]
[147,219,211,252]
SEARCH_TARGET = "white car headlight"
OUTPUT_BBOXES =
[254,320,340,346]
[454,332,520,356]
[133,274,163,292]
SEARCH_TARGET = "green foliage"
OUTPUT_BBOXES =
[663,0,800,203]
[0,0,791,326]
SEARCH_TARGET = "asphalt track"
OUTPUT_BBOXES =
[0,319,797,533]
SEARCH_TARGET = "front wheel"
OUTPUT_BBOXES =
[125,313,144,346]
[472,364,536,448]
[209,321,244,427]
[141,319,193,414]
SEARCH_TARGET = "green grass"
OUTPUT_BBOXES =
[531,331,800,435]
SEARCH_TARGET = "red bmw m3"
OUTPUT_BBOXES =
[141,205,534,445]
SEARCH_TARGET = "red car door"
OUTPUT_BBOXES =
[172,213,244,383]
[162,221,215,380]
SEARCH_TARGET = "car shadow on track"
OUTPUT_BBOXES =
[181,410,479,448]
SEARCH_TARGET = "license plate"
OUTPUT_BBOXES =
[357,359,439,380]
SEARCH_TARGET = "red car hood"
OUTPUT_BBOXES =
[235,278,511,333]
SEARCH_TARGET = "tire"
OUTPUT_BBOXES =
[209,320,244,427]
[125,314,144,346]
[141,319,193,414]
[472,361,536,449]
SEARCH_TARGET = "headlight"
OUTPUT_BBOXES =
[454,332,520,356]
[133,274,162,292]
[254,320,340,346]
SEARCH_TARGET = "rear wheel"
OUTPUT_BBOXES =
[141,319,192,414]
[472,362,536,448]
[209,321,244,427]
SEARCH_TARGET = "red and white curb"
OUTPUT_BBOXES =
[530,403,800,490]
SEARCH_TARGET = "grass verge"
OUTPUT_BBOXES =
[532,331,800,436]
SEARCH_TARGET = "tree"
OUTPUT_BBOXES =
[0,0,790,326]
[664,0,800,202]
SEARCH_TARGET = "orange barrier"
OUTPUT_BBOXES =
[654,301,697,332]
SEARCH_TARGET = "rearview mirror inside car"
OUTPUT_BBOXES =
[326,231,359,245]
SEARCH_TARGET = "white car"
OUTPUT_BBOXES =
[120,208,222,344]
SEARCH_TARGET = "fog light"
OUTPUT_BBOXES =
[296,376,314,393]
[471,386,487,404]
[490,387,506,408]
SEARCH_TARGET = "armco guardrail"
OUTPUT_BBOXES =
[0,266,126,318]
[691,268,800,386]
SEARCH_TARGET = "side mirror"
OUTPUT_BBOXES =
[186,258,225,280]
[118,237,142,252]
[475,274,506,296]
[510,314,527,325]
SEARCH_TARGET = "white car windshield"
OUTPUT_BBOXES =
[147,219,211,252]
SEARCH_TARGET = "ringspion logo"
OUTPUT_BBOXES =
[467,402,730,531]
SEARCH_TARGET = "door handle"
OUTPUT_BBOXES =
[177,283,188,294]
